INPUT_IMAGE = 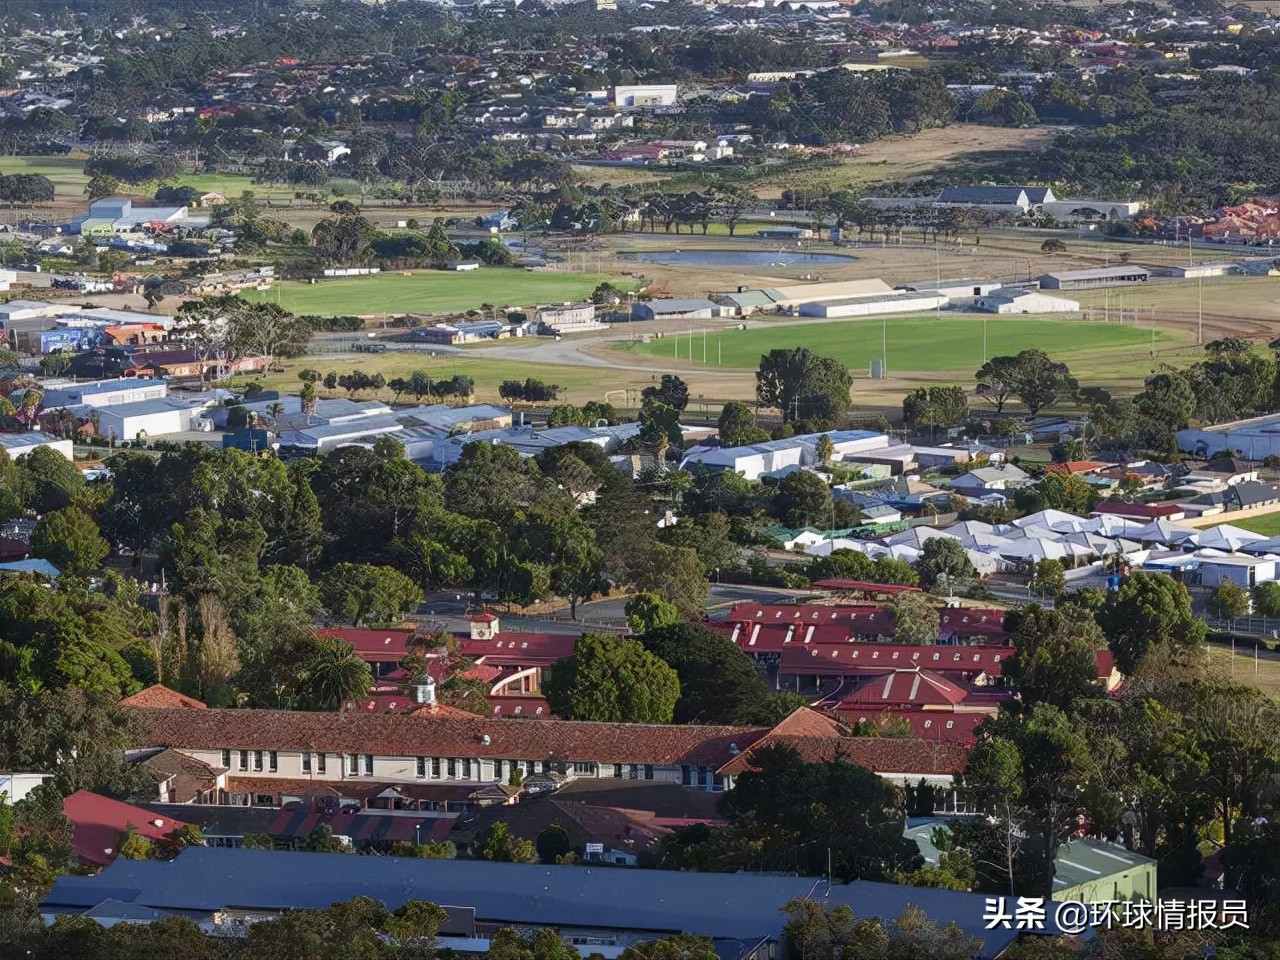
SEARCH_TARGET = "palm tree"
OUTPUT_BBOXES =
[296,636,372,710]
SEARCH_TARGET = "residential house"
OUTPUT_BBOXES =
[948,464,1031,494]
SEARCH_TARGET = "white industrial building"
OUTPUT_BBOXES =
[95,397,210,441]
[974,289,1080,314]
[41,377,168,410]
[1177,413,1280,460]
[537,303,606,335]
[0,431,73,460]
[898,279,1003,299]
[1199,554,1276,589]
[630,298,723,321]
[611,84,678,107]
[797,292,948,318]
[1167,263,1237,279]
[681,430,891,481]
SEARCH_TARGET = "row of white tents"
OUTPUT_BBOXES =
[800,509,1277,578]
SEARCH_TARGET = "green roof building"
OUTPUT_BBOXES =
[907,820,1157,903]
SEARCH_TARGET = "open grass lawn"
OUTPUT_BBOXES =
[242,268,633,316]
[1229,512,1280,536]
[1204,641,1280,701]
[620,314,1183,375]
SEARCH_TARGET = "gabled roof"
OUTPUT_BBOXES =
[140,747,224,803]
[63,790,192,866]
[841,668,970,707]
[718,733,967,778]
[134,707,766,768]
[121,684,207,710]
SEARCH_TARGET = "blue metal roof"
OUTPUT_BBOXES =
[42,846,1039,954]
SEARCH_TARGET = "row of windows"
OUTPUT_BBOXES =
[222,750,279,773]
[680,765,725,790]
[218,750,659,783]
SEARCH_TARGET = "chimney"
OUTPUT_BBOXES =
[470,614,499,640]
[415,678,436,705]
[729,742,740,756]
[481,734,492,746]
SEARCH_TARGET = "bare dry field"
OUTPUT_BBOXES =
[751,124,1059,198]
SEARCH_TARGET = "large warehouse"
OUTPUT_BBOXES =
[95,398,209,441]
[0,432,73,461]
[630,298,723,321]
[1039,266,1150,289]
[974,289,1080,314]
[797,291,948,318]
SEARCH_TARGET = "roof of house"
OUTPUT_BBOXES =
[937,186,1028,204]
[63,790,192,866]
[133,707,766,768]
[639,298,719,313]
[121,684,208,710]
[1044,460,1112,476]
[1092,499,1184,519]
[840,668,971,707]
[139,748,224,803]
[718,733,968,778]
[42,846,1041,951]
[831,708,989,743]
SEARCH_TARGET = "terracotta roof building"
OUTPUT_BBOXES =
[121,684,207,710]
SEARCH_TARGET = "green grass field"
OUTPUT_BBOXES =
[0,155,335,205]
[242,269,632,316]
[621,314,1180,373]
[1230,512,1280,536]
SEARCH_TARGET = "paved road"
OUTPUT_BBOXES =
[415,583,813,635]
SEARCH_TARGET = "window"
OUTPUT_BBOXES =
[348,754,359,775]
[713,774,725,792]
[573,761,595,775]
[362,754,373,776]
[268,751,278,773]
[697,766,709,787]
[644,765,654,781]
[613,764,623,779]
[447,759,457,778]
[239,750,249,771]
[681,765,692,786]
[946,720,955,729]
[317,753,327,774]
[461,758,472,780]
[416,757,427,779]
[302,752,312,773]
[432,757,441,778]
[252,750,264,772]
[221,749,231,769]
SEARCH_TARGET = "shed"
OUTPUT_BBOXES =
[1038,267,1150,289]
[630,298,720,321]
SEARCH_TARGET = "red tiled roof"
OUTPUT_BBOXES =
[136,707,767,767]
[840,668,971,707]
[490,696,554,718]
[722,604,1007,646]
[458,632,578,664]
[63,790,192,866]
[120,684,207,710]
[780,643,1012,676]
[762,706,845,738]
[717,734,968,778]
[318,627,417,661]
[828,707,989,744]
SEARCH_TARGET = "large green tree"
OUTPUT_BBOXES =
[29,507,109,575]
[637,622,773,724]
[756,348,852,423]
[319,563,423,626]
[1097,572,1205,675]
[1002,605,1105,712]
[543,633,680,723]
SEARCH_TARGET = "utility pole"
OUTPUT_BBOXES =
[1198,277,1204,344]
